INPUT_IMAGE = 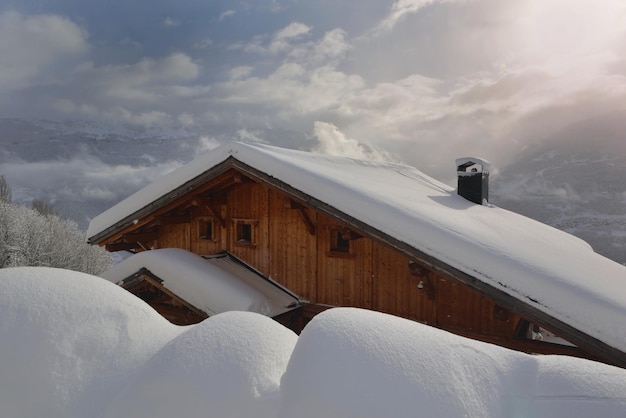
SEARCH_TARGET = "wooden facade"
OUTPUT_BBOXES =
[92,165,612,364]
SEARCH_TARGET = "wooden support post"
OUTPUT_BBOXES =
[286,200,316,235]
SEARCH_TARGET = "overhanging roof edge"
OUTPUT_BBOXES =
[88,156,239,245]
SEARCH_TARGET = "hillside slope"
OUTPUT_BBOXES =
[492,114,626,264]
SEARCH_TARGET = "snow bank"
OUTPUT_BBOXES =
[104,311,297,418]
[1,267,625,418]
[0,267,182,418]
[280,308,626,418]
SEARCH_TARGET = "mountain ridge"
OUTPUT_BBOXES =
[1,117,623,264]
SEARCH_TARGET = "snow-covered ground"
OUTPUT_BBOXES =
[1,266,625,418]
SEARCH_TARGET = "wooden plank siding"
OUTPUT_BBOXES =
[190,206,228,255]
[372,242,437,323]
[316,215,372,308]
[158,223,190,250]
[102,174,569,355]
[227,182,271,273]
[267,190,318,303]
[141,179,528,341]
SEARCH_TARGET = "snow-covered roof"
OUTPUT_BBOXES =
[101,248,299,318]
[88,141,626,357]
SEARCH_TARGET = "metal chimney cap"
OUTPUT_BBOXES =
[455,157,491,173]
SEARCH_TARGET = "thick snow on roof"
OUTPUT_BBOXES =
[101,248,298,317]
[87,141,626,352]
[455,156,491,172]
[2,267,626,418]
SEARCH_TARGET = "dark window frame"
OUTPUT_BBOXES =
[199,218,215,241]
[232,218,258,248]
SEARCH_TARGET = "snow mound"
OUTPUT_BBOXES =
[1,268,625,418]
[104,311,297,418]
[0,267,182,418]
[279,308,626,418]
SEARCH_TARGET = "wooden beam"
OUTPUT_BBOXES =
[190,197,211,207]
[298,207,316,236]
[205,204,226,228]
[105,242,140,252]
[123,231,158,242]
[287,200,316,235]
[156,214,191,225]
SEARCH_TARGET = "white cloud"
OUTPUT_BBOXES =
[219,10,236,21]
[237,128,264,143]
[216,63,365,118]
[235,23,349,68]
[229,66,254,80]
[76,52,198,87]
[374,0,465,33]
[0,11,89,90]
[312,121,392,161]
[269,22,311,54]
[195,136,221,155]
[177,113,195,127]
[163,17,181,28]
[41,52,201,127]
[3,0,625,187]
[193,38,213,49]
[313,29,351,61]
[1,156,182,204]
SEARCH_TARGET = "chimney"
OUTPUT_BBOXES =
[455,157,490,205]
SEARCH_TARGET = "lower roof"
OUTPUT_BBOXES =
[101,249,299,318]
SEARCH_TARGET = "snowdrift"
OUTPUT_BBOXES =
[0,267,183,418]
[1,267,625,418]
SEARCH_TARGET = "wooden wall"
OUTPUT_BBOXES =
[267,190,317,303]
[152,179,521,340]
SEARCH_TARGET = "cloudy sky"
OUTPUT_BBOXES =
[1,0,625,182]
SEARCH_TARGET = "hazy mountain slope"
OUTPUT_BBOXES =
[492,114,626,265]
[1,117,624,264]
[0,118,201,227]
[0,118,311,228]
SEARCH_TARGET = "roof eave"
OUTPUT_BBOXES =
[88,156,239,245]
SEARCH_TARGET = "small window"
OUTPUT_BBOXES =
[232,218,257,247]
[327,227,360,258]
[237,223,252,244]
[199,220,213,240]
[331,230,350,253]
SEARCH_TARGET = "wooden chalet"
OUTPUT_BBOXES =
[88,142,626,368]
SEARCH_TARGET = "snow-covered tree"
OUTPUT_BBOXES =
[0,201,112,275]
[0,175,10,203]
[32,198,58,217]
